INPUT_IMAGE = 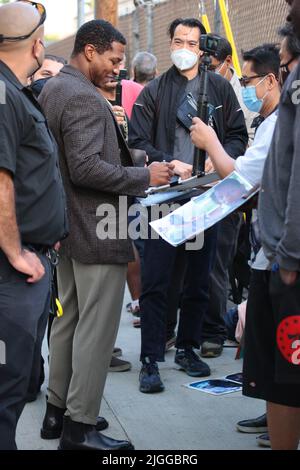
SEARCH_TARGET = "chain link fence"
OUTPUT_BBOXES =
[46,0,290,70]
[119,0,289,72]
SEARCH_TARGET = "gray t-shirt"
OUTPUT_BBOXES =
[173,75,201,165]
[259,63,300,272]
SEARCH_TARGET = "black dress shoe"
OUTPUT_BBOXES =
[95,417,109,432]
[58,417,134,451]
[41,402,109,440]
[41,402,65,439]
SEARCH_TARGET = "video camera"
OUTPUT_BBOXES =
[192,34,222,177]
[200,34,221,57]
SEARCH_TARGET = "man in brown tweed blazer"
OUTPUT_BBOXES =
[39,20,173,451]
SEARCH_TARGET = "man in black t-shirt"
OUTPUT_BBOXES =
[0,2,67,450]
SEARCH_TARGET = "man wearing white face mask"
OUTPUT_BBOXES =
[130,18,247,177]
[129,18,247,394]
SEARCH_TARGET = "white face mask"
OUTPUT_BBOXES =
[171,48,199,71]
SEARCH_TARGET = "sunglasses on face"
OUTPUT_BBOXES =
[280,57,295,73]
[0,1,46,44]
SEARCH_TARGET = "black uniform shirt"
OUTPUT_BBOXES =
[0,60,68,246]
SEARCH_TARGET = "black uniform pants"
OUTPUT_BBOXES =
[0,250,51,450]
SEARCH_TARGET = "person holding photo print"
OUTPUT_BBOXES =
[191,4,300,447]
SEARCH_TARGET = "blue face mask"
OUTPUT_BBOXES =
[242,77,267,113]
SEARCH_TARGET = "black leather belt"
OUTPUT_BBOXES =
[26,245,60,268]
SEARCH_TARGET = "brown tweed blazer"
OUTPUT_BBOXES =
[39,65,150,265]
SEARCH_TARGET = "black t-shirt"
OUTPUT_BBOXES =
[0,60,68,246]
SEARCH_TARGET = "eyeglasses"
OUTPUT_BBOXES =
[239,75,267,88]
[0,1,46,44]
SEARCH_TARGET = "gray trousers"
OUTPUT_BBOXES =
[47,256,127,425]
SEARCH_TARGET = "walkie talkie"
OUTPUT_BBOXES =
[115,69,128,106]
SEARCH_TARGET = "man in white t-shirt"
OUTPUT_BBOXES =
[191,44,281,268]
[198,39,267,358]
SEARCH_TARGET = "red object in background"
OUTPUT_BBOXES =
[121,80,144,119]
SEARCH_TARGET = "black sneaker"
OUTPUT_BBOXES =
[112,347,122,358]
[175,348,211,377]
[236,413,268,433]
[109,356,131,372]
[256,433,271,448]
[200,340,223,358]
[139,359,165,393]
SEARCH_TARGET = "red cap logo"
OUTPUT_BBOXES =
[277,316,300,365]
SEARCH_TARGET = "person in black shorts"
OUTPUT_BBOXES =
[243,0,300,450]
[243,270,300,447]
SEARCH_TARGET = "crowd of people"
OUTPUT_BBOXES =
[0,0,299,451]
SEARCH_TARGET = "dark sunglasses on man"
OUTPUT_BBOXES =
[279,58,295,86]
[280,57,295,75]
[0,1,46,44]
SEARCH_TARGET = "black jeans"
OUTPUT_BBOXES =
[0,250,51,450]
[140,226,218,362]
[201,213,242,343]
[166,247,186,340]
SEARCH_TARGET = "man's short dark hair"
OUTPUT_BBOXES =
[45,54,67,66]
[72,20,126,57]
[242,43,280,78]
[168,18,206,40]
[208,34,232,61]
[278,23,300,59]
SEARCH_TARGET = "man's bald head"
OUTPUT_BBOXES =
[0,2,46,83]
[0,2,44,52]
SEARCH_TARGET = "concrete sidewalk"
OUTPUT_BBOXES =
[17,289,267,451]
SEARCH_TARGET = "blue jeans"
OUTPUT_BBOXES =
[140,226,218,362]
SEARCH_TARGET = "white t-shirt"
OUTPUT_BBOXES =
[234,111,278,270]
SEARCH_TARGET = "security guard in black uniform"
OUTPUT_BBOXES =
[0,1,67,449]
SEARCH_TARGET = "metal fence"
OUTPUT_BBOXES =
[119,0,289,73]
